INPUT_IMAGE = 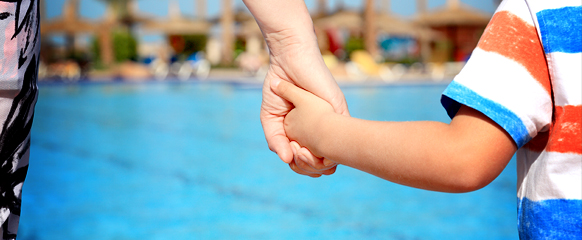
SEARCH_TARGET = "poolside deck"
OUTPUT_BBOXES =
[41,63,460,85]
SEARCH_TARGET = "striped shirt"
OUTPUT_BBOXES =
[441,0,581,239]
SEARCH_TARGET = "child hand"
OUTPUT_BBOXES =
[288,141,337,178]
[259,48,348,169]
[271,78,337,167]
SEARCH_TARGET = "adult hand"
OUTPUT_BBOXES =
[244,0,349,176]
[260,42,348,176]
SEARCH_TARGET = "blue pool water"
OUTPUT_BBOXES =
[18,81,517,239]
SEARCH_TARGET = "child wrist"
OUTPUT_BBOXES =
[310,112,336,157]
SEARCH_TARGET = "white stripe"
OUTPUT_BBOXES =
[547,52,582,106]
[455,48,553,138]
[517,149,582,201]
[525,0,582,13]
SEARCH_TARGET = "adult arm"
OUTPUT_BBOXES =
[275,79,517,193]
[243,0,349,176]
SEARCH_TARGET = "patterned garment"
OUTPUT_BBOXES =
[441,0,581,239]
[0,0,40,239]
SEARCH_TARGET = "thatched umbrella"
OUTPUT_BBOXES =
[90,0,149,32]
[313,11,364,29]
[41,17,98,35]
[414,0,491,61]
[377,13,438,62]
[315,10,435,39]
[40,0,100,60]
[376,14,436,39]
[40,0,98,35]
[315,10,362,30]
[140,1,211,35]
[415,0,491,27]
[315,0,327,18]
[315,6,437,62]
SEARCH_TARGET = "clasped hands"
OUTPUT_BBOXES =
[243,0,349,177]
[260,37,349,178]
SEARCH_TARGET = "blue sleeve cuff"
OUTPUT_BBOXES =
[441,81,532,148]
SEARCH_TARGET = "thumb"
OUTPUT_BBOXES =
[271,78,309,106]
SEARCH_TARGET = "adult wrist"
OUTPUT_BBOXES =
[244,0,317,52]
[263,29,319,59]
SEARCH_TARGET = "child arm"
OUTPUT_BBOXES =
[274,79,517,193]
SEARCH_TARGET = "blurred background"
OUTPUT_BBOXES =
[21,0,519,239]
[40,0,502,82]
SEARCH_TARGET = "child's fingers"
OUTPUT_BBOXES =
[295,158,337,175]
[290,141,335,173]
[294,156,321,174]
[289,142,336,176]
[289,161,322,178]
[321,164,337,175]
[323,158,336,167]
[297,146,336,171]
[290,142,318,174]
[292,148,319,173]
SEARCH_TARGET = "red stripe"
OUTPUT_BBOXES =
[524,105,582,154]
[477,11,551,96]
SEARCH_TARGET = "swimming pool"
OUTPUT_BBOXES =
[18,80,517,239]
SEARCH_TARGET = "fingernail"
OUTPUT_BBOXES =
[323,158,335,167]
[271,78,281,89]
